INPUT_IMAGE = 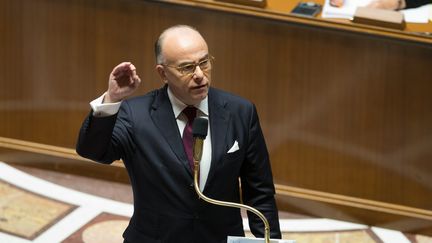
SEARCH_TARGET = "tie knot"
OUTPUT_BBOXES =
[183,106,197,122]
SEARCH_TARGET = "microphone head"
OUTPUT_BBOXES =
[192,117,208,139]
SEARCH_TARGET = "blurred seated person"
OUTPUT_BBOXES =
[366,0,431,10]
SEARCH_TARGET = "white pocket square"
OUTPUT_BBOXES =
[227,140,239,153]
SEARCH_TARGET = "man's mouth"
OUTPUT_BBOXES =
[192,84,207,90]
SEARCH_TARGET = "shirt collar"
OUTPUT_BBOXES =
[167,86,209,119]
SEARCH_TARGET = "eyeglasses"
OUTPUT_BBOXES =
[163,56,214,76]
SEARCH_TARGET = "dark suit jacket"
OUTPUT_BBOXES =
[76,86,281,243]
[406,0,430,8]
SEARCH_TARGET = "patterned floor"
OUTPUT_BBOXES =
[0,162,431,243]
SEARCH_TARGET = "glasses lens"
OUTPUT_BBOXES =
[175,57,212,76]
[199,59,211,70]
[179,64,196,75]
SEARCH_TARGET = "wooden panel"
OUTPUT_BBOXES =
[1,0,432,234]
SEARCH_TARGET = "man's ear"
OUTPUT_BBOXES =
[155,65,168,84]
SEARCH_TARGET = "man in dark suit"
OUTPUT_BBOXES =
[76,25,281,243]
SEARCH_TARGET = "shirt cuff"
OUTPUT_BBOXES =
[90,92,122,117]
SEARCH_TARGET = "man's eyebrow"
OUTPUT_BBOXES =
[178,54,209,66]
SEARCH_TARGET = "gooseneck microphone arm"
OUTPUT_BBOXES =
[192,118,270,243]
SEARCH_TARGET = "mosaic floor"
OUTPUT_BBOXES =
[0,162,431,243]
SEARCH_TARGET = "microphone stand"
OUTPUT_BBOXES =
[193,154,270,243]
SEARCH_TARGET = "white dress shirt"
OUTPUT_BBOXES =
[90,89,212,191]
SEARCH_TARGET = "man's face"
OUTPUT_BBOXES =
[156,29,212,105]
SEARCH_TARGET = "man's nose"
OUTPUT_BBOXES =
[192,66,204,81]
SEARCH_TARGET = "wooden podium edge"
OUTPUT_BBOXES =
[214,0,266,8]
[152,0,432,45]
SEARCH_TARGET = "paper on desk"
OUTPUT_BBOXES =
[322,0,372,19]
[322,0,431,23]
[400,4,432,23]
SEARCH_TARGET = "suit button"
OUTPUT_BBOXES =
[189,183,194,188]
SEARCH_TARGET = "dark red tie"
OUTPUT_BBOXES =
[182,106,197,170]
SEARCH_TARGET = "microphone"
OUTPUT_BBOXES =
[191,118,273,243]
[192,117,208,162]
[192,117,270,243]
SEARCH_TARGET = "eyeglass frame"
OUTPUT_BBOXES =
[162,55,215,77]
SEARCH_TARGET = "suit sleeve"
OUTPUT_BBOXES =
[76,101,135,164]
[240,104,282,239]
[405,0,430,8]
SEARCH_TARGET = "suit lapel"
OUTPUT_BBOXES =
[150,86,192,176]
[206,88,230,187]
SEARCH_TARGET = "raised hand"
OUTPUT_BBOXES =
[330,0,344,8]
[105,62,141,103]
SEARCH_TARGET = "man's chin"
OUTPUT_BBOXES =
[195,94,207,102]
[189,93,207,105]
[192,88,208,97]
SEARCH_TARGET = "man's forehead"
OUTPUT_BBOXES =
[163,29,205,48]
[176,53,209,65]
[161,29,208,62]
